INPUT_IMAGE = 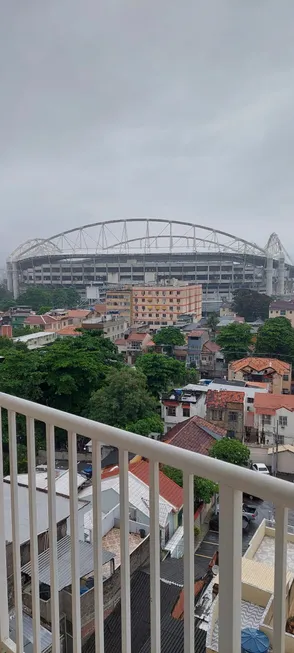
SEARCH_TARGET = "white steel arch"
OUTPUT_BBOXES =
[9,218,267,262]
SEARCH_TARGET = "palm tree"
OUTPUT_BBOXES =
[206,312,219,339]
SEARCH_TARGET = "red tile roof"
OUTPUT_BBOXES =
[115,338,127,346]
[25,315,57,326]
[188,330,207,337]
[58,326,82,336]
[245,381,269,389]
[101,460,183,509]
[130,460,183,509]
[206,389,245,408]
[229,357,291,376]
[254,393,294,416]
[203,341,220,353]
[127,333,147,342]
[164,415,225,455]
[67,309,91,319]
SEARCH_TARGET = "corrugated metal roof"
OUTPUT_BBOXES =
[21,535,115,591]
[5,469,87,497]
[9,611,52,653]
[3,482,72,545]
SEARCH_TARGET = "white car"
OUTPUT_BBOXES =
[251,462,270,475]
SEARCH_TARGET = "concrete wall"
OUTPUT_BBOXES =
[77,535,150,640]
[244,519,267,560]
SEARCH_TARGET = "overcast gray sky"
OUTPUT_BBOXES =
[1,0,294,264]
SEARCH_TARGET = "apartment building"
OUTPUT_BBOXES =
[269,299,294,327]
[131,283,202,326]
[106,288,132,322]
[81,314,129,342]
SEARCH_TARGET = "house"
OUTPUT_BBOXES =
[186,330,209,367]
[200,341,226,378]
[66,309,92,325]
[228,357,292,394]
[81,315,129,342]
[164,415,225,453]
[206,390,245,440]
[2,480,82,608]
[79,460,184,550]
[116,332,154,364]
[13,330,57,349]
[269,299,294,327]
[161,380,267,433]
[57,325,82,337]
[25,313,70,332]
[254,393,294,445]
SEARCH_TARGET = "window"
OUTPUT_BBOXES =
[247,397,254,404]
[156,313,159,317]
[149,313,152,317]
[167,406,176,417]
[211,409,223,421]
[228,411,238,422]
[263,415,271,425]
[279,416,288,427]
[283,374,289,381]
[183,407,190,418]
[280,310,286,316]
[142,298,145,302]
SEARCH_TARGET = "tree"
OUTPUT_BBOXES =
[216,322,252,362]
[153,327,185,355]
[206,312,219,337]
[0,284,15,311]
[12,325,42,337]
[126,415,164,437]
[163,466,217,504]
[88,368,158,429]
[17,285,81,312]
[232,289,271,322]
[255,317,294,363]
[209,438,250,467]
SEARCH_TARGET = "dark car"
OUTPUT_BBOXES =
[209,513,250,533]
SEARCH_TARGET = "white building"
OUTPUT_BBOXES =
[13,330,57,349]
[254,393,294,446]
[161,380,269,433]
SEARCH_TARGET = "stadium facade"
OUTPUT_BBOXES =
[7,219,294,300]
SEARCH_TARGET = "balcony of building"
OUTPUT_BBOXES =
[0,391,294,653]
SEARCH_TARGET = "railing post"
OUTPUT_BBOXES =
[0,409,9,644]
[27,417,41,653]
[68,431,81,653]
[183,473,194,653]
[92,440,104,653]
[273,506,288,653]
[9,410,23,653]
[119,450,131,653]
[149,461,160,653]
[218,484,242,653]
[46,424,60,653]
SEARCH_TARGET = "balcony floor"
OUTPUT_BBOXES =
[253,536,294,573]
[211,600,265,651]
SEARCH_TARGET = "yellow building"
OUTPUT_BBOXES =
[106,288,133,322]
[131,283,202,326]
[269,300,294,327]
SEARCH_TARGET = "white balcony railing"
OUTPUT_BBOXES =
[0,391,294,653]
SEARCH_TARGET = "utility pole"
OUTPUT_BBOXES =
[272,421,279,477]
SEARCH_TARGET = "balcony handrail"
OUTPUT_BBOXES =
[1,391,294,507]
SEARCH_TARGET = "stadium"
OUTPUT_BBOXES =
[7,218,294,300]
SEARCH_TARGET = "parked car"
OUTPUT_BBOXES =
[242,503,258,521]
[251,462,270,475]
[216,501,257,522]
[210,513,250,533]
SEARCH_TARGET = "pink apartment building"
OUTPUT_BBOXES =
[131,284,202,325]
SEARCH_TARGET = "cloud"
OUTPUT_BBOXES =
[0,0,294,262]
